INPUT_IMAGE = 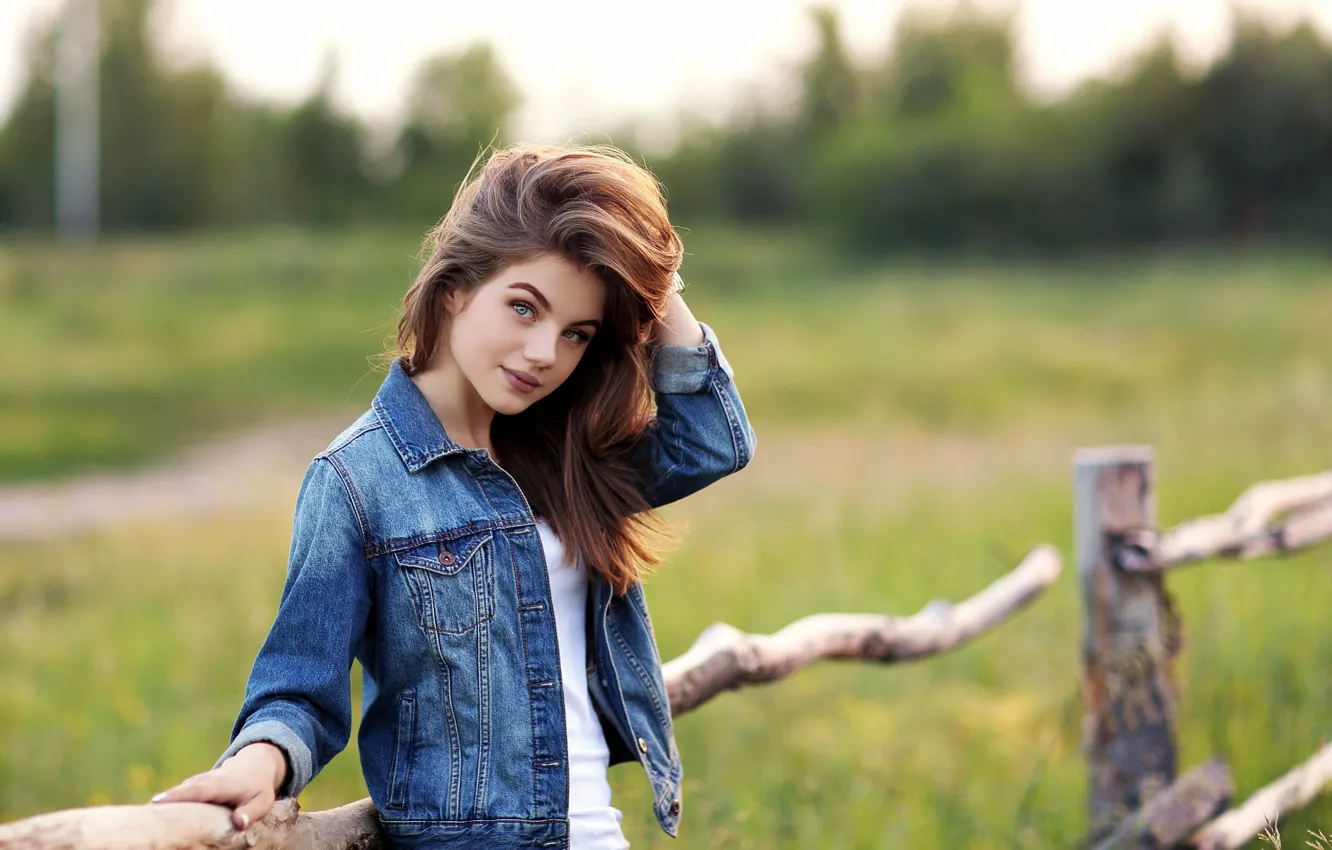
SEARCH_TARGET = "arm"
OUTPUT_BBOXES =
[632,292,757,509]
[152,456,372,826]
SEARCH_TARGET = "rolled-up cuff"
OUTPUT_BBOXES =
[650,322,735,393]
[214,718,313,799]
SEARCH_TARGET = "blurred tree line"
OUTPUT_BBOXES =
[2,0,1331,252]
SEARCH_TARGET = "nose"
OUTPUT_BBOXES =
[523,327,559,369]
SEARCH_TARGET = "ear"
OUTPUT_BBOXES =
[443,286,466,317]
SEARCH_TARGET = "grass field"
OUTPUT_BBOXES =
[1,227,1329,847]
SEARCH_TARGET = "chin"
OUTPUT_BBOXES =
[486,389,536,416]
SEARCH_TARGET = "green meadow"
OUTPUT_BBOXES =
[1,228,1329,847]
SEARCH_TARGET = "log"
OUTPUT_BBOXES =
[0,545,1062,850]
[1091,758,1233,850]
[1191,743,1332,850]
[1145,471,1332,570]
[663,544,1062,715]
[0,798,382,850]
[1075,447,1182,844]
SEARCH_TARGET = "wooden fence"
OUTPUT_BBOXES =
[0,446,1328,849]
[1076,448,1332,849]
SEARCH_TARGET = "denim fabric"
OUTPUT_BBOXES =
[216,323,755,849]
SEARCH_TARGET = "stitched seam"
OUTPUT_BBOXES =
[368,518,532,557]
[394,531,492,576]
[509,537,541,815]
[437,642,463,820]
[322,419,382,455]
[628,584,653,627]
[473,475,505,526]
[472,617,491,816]
[711,373,745,473]
[323,455,371,548]
[387,692,415,809]
[414,446,464,469]
[609,621,672,741]
[593,592,654,776]
[607,627,669,789]
[529,516,571,819]
[400,541,494,634]
[372,396,415,467]
[629,591,675,733]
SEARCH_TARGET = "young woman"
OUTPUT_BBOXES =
[150,144,756,849]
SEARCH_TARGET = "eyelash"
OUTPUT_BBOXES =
[511,300,591,344]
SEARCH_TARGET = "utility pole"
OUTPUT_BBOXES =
[55,0,100,241]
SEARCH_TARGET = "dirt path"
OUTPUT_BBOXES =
[0,418,1073,543]
[0,419,341,542]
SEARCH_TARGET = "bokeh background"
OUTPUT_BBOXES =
[2,0,1331,846]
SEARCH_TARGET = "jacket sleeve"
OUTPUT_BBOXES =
[631,321,757,509]
[213,455,372,799]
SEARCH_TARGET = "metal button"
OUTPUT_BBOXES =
[669,799,681,816]
[637,737,648,754]
[438,550,457,567]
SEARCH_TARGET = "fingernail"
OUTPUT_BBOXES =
[150,793,166,803]
[237,812,250,830]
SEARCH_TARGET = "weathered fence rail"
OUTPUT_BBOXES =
[0,548,1062,850]
[1076,448,1332,849]
[3,446,1328,849]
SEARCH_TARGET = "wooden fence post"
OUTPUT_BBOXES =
[1075,447,1182,842]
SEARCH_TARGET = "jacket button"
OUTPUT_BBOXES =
[438,551,457,567]
[670,799,681,816]
[637,737,648,754]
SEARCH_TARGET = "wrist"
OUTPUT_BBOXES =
[649,286,701,345]
[233,741,288,791]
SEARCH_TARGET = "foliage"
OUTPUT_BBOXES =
[5,2,1332,251]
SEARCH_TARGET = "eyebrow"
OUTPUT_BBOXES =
[507,282,601,329]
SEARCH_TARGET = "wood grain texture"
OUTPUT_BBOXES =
[1148,471,1332,570]
[664,545,1062,715]
[1091,758,1232,850]
[1075,447,1181,844]
[1192,743,1332,850]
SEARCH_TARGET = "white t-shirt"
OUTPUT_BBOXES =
[535,520,631,850]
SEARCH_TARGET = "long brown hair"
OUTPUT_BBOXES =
[395,144,682,595]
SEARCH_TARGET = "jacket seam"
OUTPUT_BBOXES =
[610,621,673,740]
[507,532,543,815]
[371,395,414,468]
[367,518,534,558]
[711,372,746,473]
[322,454,371,547]
[323,419,382,455]
[607,621,672,785]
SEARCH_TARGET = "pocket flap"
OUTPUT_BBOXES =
[394,530,493,577]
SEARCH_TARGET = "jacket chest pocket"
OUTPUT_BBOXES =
[395,530,495,635]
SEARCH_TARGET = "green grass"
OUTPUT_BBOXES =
[1,228,1330,847]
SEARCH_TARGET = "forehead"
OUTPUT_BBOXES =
[494,254,605,317]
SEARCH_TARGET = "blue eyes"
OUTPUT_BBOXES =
[511,301,591,344]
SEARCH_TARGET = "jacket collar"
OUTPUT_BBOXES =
[372,358,470,473]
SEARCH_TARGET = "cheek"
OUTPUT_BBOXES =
[452,312,507,357]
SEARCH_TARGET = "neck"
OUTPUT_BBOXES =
[409,359,496,453]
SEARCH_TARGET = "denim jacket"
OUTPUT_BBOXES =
[216,323,755,849]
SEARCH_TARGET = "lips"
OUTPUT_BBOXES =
[502,367,540,393]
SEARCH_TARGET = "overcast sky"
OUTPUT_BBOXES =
[2,0,1330,142]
